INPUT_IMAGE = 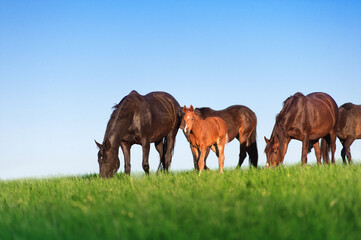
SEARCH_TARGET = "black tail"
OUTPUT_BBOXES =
[246,127,258,168]
[321,136,330,164]
[156,138,168,172]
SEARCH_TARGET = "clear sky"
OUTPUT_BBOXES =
[1,0,361,179]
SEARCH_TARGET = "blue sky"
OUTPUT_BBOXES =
[1,0,361,179]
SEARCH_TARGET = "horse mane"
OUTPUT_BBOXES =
[269,92,304,159]
[276,92,304,123]
[340,102,354,111]
[105,91,141,140]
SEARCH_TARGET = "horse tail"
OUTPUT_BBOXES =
[156,137,168,172]
[246,126,258,168]
[321,137,330,164]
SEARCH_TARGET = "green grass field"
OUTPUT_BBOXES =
[1,164,361,240]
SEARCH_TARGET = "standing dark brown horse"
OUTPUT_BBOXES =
[337,103,361,164]
[180,105,258,169]
[183,105,228,174]
[95,90,182,178]
[264,92,338,168]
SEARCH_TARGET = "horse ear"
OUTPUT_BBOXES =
[95,140,103,149]
[264,137,270,144]
[190,105,194,111]
[183,105,187,112]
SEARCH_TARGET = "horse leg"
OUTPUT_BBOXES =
[217,141,226,174]
[340,139,347,164]
[164,132,177,171]
[301,136,310,165]
[141,141,150,174]
[155,140,165,172]
[198,146,207,175]
[120,142,131,175]
[330,130,337,164]
[238,142,247,168]
[203,147,211,170]
[343,137,355,164]
[190,144,200,170]
[312,141,321,165]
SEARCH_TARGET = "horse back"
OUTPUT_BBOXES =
[338,103,361,139]
[277,92,338,140]
[198,105,256,141]
[306,92,338,128]
[204,116,228,139]
[112,91,181,143]
[145,92,182,123]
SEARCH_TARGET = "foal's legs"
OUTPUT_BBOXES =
[190,144,200,170]
[198,146,207,175]
[217,143,225,174]
[204,147,211,170]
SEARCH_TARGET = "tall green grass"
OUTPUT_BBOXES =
[1,164,361,240]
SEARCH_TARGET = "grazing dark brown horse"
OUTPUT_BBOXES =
[180,105,258,170]
[183,105,228,174]
[337,103,361,164]
[95,90,182,178]
[264,92,338,168]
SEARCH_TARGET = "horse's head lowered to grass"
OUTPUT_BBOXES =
[95,139,120,178]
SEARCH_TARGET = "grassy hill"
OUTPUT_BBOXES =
[1,164,361,240]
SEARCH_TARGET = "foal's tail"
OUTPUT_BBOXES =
[246,126,258,168]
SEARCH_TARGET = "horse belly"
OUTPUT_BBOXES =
[149,118,175,142]
[355,124,361,139]
[309,122,333,140]
[309,105,336,139]
[353,112,361,139]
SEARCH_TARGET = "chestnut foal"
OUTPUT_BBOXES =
[183,105,228,174]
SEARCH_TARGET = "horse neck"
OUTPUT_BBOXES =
[272,124,290,160]
[104,110,132,148]
[191,114,206,137]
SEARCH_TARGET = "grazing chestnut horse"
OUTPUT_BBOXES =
[337,103,361,164]
[180,105,257,170]
[264,92,338,167]
[183,105,228,174]
[95,90,182,178]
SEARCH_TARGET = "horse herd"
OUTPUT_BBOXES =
[95,90,361,178]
